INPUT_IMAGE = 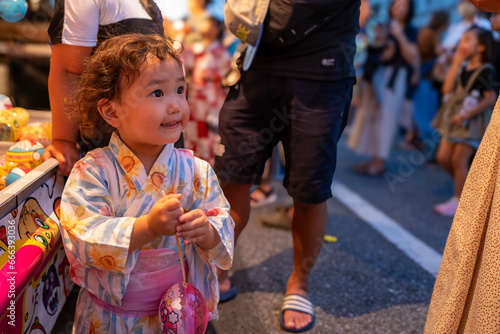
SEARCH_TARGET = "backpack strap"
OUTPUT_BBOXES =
[463,63,494,93]
[268,1,345,49]
[138,0,164,36]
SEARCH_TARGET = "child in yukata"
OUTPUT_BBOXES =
[59,33,234,333]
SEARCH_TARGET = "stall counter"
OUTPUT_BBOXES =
[0,110,73,333]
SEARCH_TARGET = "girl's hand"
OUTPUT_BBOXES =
[451,114,465,127]
[176,209,221,250]
[390,20,404,38]
[452,47,466,67]
[146,194,183,236]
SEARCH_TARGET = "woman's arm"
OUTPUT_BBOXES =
[43,44,93,175]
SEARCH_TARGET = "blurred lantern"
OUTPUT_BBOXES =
[0,0,28,23]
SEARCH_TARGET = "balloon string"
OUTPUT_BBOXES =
[176,237,187,284]
[162,190,187,283]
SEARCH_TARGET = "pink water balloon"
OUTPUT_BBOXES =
[159,281,209,334]
[158,191,209,334]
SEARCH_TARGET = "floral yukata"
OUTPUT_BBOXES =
[183,40,231,165]
[60,132,234,334]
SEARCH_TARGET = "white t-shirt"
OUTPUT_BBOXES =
[48,0,163,47]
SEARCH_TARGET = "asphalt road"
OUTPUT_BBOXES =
[52,136,455,333]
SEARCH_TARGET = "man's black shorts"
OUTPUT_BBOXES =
[214,70,354,204]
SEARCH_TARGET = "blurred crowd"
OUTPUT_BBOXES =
[11,0,497,220]
[349,0,500,217]
[159,0,240,166]
[160,0,500,220]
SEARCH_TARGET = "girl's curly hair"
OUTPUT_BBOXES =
[67,33,183,143]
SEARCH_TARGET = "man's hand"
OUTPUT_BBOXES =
[42,140,79,176]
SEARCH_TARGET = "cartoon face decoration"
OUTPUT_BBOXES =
[18,198,59,250]
[42,261,60,316]
[0,225,7,253]
[23,281,40,334]
[58,255,72,298]
[28,317,47,334]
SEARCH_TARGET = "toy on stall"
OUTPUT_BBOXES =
[6,166,32,186]
[5,139,45,169]
[0,107,30,141]
[9,107,29,127]
[0,0,28,23]
[0,94,13,110]
[0,114,21,141]
[0,107,30,127]
[0,164,8,190]
[158,192,209,334]
[19,123,51,147]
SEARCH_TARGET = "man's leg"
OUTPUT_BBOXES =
[280,77,354,330]
[217,183,252,292]
[214,71,283,297]
[283,199,327,330]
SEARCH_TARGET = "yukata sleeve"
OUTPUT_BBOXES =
[183,159,234,318]
[60,156,139,304]
[193,163,234,270]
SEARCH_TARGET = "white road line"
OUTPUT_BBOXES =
[331,181,442,277]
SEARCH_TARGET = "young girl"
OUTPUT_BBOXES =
[183,15,231,165]
[59,33,234,333]
[433,27,498,216]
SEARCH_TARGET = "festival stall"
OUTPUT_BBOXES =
[0,109,72,334]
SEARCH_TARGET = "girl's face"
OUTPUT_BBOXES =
[110,57,190,157]
[490,13,500,32]
[458,30,484,61]
[200,19,220,41]
[391,0,409,23]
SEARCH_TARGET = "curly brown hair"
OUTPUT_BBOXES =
[67,33,183,143]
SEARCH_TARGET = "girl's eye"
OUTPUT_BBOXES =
[177,86,185,94]
[152,90,163,97]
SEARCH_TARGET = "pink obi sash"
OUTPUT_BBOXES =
[89,247,187,317]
